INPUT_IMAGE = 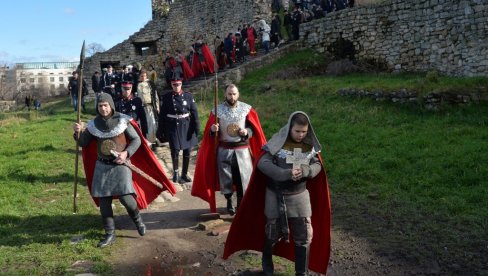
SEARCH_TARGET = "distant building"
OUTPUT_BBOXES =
[0,65,8,92]
[15,62,78,98]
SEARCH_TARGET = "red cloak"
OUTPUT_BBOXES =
[179,55,194,81]
[191,44,216,77]
[223,152,331,275]
[191,108,266,212]
[81,119,176,209]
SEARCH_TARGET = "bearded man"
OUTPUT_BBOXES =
[192,84,266,215]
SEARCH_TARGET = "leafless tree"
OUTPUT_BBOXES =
[86,42,106,57]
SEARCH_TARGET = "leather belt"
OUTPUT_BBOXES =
[167,113,190,119]
[97,158,116,164]
[219,141,249,149]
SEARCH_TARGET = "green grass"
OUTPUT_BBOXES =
[0,100,115,275]
[203,50,488,273]
[1,50,487,274]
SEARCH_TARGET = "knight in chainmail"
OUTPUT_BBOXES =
[258,111,322,276]
[209,84,263,215]
[73,93,146,248]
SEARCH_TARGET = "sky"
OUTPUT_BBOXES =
[0,0,152,65]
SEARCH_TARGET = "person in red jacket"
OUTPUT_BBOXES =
[246,23,258,56]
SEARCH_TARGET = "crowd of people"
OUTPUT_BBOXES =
[69,1,343,274]
[72,77,331,275]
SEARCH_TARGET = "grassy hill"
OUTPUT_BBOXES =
[0,50,487,275]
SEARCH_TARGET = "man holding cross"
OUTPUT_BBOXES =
[223,111,331,276]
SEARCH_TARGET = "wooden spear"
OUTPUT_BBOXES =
[73,41,85,214]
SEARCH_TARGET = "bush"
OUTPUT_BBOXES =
[426,70,440,83]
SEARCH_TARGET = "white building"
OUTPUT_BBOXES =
[15,62,79,98]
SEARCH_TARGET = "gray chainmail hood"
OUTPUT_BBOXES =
[265,111,322,155]
[93,93,125,132]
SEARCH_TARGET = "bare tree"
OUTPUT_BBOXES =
[0,66,18,101]
[86,43,106,57]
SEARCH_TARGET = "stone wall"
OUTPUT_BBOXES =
[84,0,273,89]
[300,0,488,76]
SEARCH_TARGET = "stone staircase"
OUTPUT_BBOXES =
[162,41,300,95]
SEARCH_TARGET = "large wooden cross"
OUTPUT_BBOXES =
[286,148,310,169]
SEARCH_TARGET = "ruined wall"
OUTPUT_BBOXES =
[300,0,488,76]
[84,0,272,88]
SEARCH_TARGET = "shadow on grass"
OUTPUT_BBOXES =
[0,214,100,246]
[115,209,213,231]
[3,144,63,157]
[5,170,87,186]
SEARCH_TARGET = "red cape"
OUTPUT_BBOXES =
[223,151,331,275]
[191,108,266,212]
[180,55,194,81]
[191,44,216,76]
[81,119,177,209]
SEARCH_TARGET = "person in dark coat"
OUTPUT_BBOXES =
[100,65,118,100]
[291,6,303,41]
[25,95,31,111]
[335,0,347,10]
[92,71,102,95]
[157,75,200,184]
[115,82,148,137]
[163,51,176,88]
[224,33,235,68]
[116,65,134,95]
[68,71,88,112]
[271,13,282,48]
[283,9,293,42]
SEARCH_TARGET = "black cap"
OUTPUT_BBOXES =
[121,81,133,87]
[171,71,183,83]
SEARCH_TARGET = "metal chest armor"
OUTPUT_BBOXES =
[86,115,130,159]
[214,101,251,143]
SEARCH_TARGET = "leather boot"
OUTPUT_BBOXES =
[172,153,179,183]
[294,245,310,276]
[262,239,274,276]
[179,156,192,184]
[172,169,179,183]
[236,186,243,211]
[236,196,243,211]
[98,217,115,248]
[131,210,146,236]
[224,193,235,216]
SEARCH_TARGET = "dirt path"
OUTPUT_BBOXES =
[107,145,417,275]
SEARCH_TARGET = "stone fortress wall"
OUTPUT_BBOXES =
[84,0,273,83]
[300,0,488,76]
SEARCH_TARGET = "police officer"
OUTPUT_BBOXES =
[115,81,148,137]
[157,74,200,184]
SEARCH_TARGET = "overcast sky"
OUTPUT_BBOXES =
[0,0,152,65]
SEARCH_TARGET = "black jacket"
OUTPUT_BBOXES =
[158,91,200,150]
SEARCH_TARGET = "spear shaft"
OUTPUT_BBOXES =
[73,41,85,214]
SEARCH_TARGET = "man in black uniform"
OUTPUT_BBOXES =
[100,65,119,100]
[157,76,200,184]
[115,81,148,140]
[116,65,134,95]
